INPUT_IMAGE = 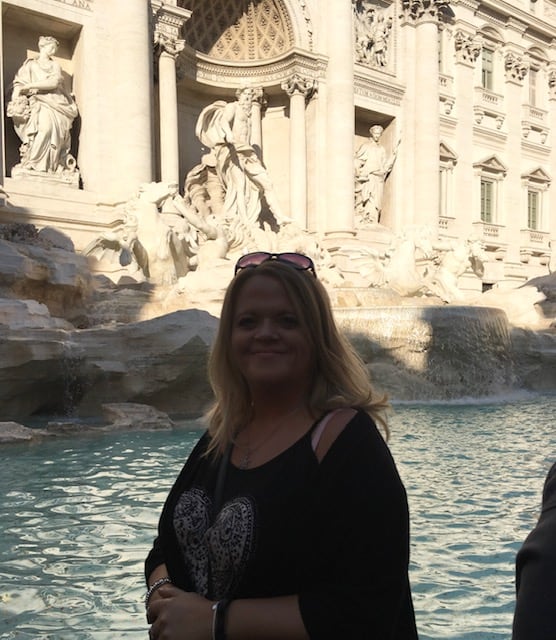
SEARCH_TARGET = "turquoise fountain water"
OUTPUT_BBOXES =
[0,394,554,639]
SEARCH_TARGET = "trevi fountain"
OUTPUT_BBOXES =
[1,5,556,638]
[0,82,555,436]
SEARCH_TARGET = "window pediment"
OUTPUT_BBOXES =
[440,141,458,163]
[473,155,508,176]
[522,166,551,184]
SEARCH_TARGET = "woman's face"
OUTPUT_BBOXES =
[230,274,313,394]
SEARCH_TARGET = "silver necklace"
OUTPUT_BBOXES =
[235,405,304,470]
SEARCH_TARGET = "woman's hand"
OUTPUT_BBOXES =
[147,584,213,640]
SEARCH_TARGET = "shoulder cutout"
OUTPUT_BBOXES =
[313,408,357,463]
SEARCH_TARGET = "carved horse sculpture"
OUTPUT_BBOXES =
[357,227,436,294]
[425,237,486,303]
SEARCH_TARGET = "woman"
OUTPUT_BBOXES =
[145,251,418,639]
[8,36,78,174]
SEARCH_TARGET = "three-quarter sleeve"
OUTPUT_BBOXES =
[298,413,417,639]
[513,461,556,640]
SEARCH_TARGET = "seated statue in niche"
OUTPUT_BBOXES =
[354,125,399,226]
[195,86,288,229]
[7,36,79,184]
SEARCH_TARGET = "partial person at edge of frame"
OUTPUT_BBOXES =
[512,460,556,640]
[144,250,419,640]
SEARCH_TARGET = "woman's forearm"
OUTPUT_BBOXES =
[147,563,169,586]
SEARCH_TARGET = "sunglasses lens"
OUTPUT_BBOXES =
[235,252,272,273]
[278,253,314,271]
[234,251,316,276]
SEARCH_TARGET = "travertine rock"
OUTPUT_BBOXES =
[0,309,217,419]
[0,421,41,442]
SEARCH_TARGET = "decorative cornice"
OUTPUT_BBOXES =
[178,46,327,89]
[354,72,404,106]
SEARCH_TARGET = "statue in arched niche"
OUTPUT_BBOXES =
[354,125,400,225]
[194,87,288,229]
[7,36,79,184]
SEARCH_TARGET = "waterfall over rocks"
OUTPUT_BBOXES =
[336,306,516,400]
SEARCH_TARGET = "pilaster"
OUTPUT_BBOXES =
[282,74,317,228]
[454,29,482,238]
[503,49,528,266]
[548,67,556,253]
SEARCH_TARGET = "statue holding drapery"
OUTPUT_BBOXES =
[7,36,79,184]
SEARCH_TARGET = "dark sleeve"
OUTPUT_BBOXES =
[298,411,417,639]
[512,461,556,640]
[144,432,210,586]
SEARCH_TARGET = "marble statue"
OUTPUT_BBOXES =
[425,237,486,303]
[85,182,205,285]
[7,36,79,183]
[195,87,287,228]
[354,3,394,68]
[354,125,399,225]
[356,226,435,296]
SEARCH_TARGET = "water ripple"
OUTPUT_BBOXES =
[1,400,554,638]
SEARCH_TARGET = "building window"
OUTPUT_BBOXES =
[522,167,550,232]
[480,179,494,222]
[481,48,494,90]
[474,155,508,224]
[527,190,539,229]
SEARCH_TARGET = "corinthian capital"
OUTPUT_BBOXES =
[281,74,317,99]
[504,52,528,83]
[153,4,188,58]
[454,31,482,64]
[401,0,453,23]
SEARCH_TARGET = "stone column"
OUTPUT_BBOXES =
[281,74,316,228]
[325,1,355,236]
[111,0,155,194]
[153,4,189,188]
[401,0,447,229]
[250,88,265,157]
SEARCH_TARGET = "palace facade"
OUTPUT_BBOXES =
[1,0,555,292]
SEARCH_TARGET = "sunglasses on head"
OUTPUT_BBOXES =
[234,252,317,277]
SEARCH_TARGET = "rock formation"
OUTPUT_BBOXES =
[0,222,554,423]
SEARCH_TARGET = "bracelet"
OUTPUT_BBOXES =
[211,598,231,640]
[144,577,172,609]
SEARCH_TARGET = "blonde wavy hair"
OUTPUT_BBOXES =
[205,259,389,456]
